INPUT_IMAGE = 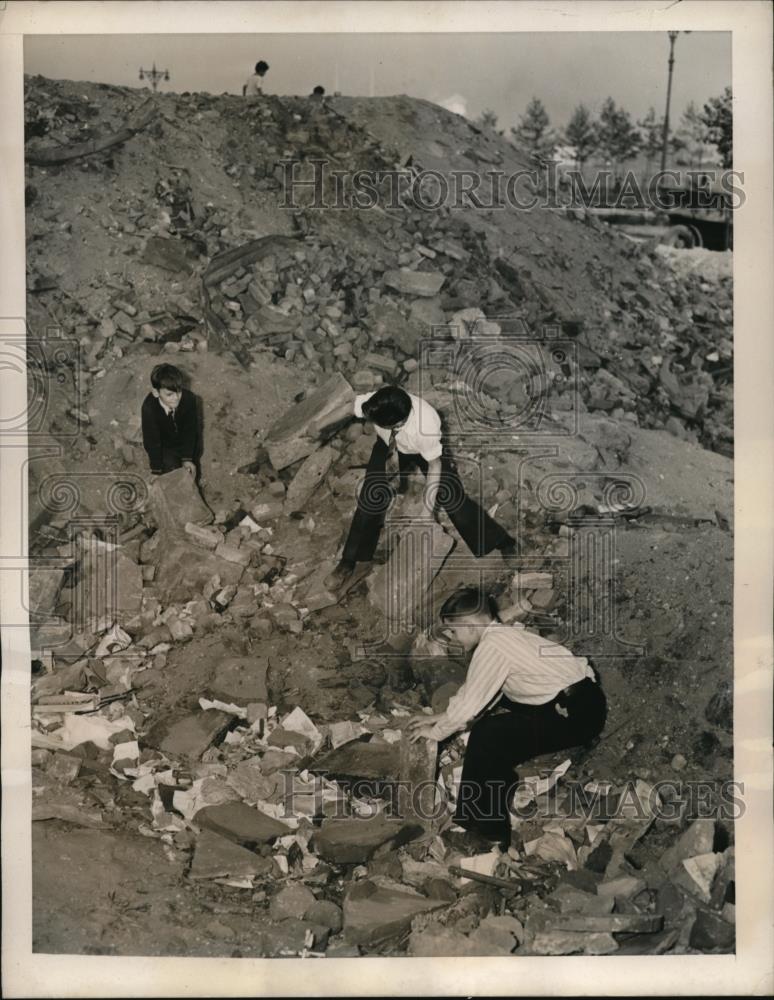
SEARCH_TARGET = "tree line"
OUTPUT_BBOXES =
[476,87,732,173]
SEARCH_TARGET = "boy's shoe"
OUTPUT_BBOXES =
[324,560,356,591]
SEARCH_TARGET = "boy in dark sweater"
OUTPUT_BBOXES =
[141,364,198,477]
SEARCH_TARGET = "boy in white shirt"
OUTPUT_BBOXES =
[407,587,607,849]
[321,385,515,590]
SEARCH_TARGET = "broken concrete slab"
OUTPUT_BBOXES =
[143,709,232,759]
[193,801,291,845]
[77,542,143,627]
[383,269,446,297]
[208,656,268,704]
[659,819,716,874]
[547,914,663,934]
[312,814,423,864]
[189,829,273,880]
[305,899,343,934]
[142,235,198,274]
[688,908,735,952]
[309,741,400,784]
[284,445,335,513]
[343,879,449,946]
[148,468,213,535]
[264,372,354,471]
[368,518,455,631]
[184,522,223,549]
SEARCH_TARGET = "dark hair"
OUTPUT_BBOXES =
[361,385,412,428]
[440,587,499,623]
[312,85,325,95]
[255,61,269,76]
[150,364,184,391]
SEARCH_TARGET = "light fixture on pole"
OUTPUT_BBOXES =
[139,63,170,93]
[659,31,690,173]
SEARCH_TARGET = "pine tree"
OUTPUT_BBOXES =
[511,97,556,160]
[564,104,598,168]
[700,86,732,168]
[477,108,499,131]
[598,97,641,174]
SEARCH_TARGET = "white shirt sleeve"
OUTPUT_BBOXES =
[428,639,511,741]
[415,400,443,462]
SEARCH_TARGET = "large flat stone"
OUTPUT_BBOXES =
[77,542,143,627]
[284,446,335,513]
[529,930,619,956]
[189,829,273,880]
[208,656,268,704]
[309,741,400,784]
[148,468,213,536]
[313,814,422,864]
[343,880,448,946]
[398,729,439,830]
[383,269,446,298]
[368,518,455,631]
[264,373,354,471]
[193,801,291,845]
[143,709,232,759]
[28,568,66,617]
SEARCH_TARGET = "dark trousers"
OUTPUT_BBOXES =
[454,678,607,846]
[342,439,510,564]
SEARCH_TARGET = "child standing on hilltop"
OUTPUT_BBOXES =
[319,385,516,591]
[243,60,270,99]
[141,364,199,478]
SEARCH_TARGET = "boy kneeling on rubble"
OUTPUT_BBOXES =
[141,363,199,478]
[407,587,607,850]
[322,385,516,591]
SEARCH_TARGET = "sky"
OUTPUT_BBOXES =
[24,32,731,131]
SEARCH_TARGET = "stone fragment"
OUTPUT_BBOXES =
[258,919,330,956]
[184,522,223,549]
[285,446,335,512]
[305,899,343,934]
[342,880,448,946]
[251,499,284,521]
[313,814,422,864]
[408,924,481,957]
[264,373,354,470]
[77,543,143,626]
[143,709,232,759]
[688,909,735,951]
[530,930,618,956]
[189,829,272,880]
[676,852,722,903]
[309,741,400,783]
[398,728,438,830]
[659,819,716,874]
[383,269,445,297]
[226,758,278,804]
[547,914,663,933]
[148,468,213,535]
[215,542,252,566]
[154,539,245,603]
[44,753,81,785]
[269,883,317,921]
[193,801,291,845]
[511,571,554,591]
[596,875,646,899]
[361,352,399,377]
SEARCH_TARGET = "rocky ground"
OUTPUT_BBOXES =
[26,76,734,958]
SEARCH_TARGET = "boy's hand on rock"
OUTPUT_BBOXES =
[183,461,196,477]
[406,712,442,742]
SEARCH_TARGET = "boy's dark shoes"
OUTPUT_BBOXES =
[324,560,356,591]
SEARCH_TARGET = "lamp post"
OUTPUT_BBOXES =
[659,31,690,173]
[139,63,170,93]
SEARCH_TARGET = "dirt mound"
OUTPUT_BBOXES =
[25,76,734,958]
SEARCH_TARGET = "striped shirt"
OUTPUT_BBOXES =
[428,621,596,741]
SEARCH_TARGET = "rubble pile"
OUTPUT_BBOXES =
[24,75,734,957]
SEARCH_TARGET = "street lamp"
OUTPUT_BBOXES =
[659,31,690,173]
[139,63,170,93]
